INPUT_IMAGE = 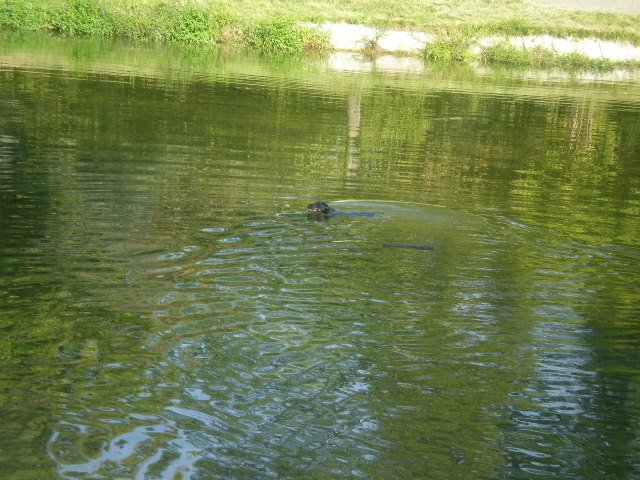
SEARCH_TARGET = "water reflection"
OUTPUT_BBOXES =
[1,32,639,479]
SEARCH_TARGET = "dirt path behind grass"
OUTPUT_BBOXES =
[529,0,640,14]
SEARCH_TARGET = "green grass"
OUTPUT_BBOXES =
[247,17,328,54]
[0,0,331,52]
[0,0,50,31]
[424,26,477,63]
[479,41,639,71]
[51,0,114,37]
[0,0,639,66]
[209,0,640,45]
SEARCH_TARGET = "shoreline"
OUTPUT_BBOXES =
[314,22,640,63]
[3,30,639,85]
[1,0,639,71]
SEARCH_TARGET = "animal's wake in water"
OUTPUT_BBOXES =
[307,201,435,251]
[307,201,379,219]
[383,243,435,251]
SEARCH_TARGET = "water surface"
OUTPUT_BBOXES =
[1,32,640,479]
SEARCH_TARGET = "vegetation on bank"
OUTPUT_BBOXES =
[0,0,328,53]
[1,0,639,69]
[478,42,622,71]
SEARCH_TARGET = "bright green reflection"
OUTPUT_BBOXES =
[1,32,639,479]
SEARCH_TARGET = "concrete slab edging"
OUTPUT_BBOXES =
[313,22,640,62]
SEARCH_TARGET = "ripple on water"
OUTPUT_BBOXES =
[2,42,639,478]
[44,200,640,478]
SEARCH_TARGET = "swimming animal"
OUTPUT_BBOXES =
[307,201,336,215]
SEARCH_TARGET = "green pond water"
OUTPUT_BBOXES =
[1,32,640,479]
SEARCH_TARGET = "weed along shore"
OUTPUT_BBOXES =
[1,0,639,70]
[314,22,640,68]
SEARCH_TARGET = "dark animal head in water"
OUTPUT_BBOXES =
[307,201,335,214]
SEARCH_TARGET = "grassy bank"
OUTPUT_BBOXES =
[1,0,639,68]
[478,42,624,71]
[0,0,328,53]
